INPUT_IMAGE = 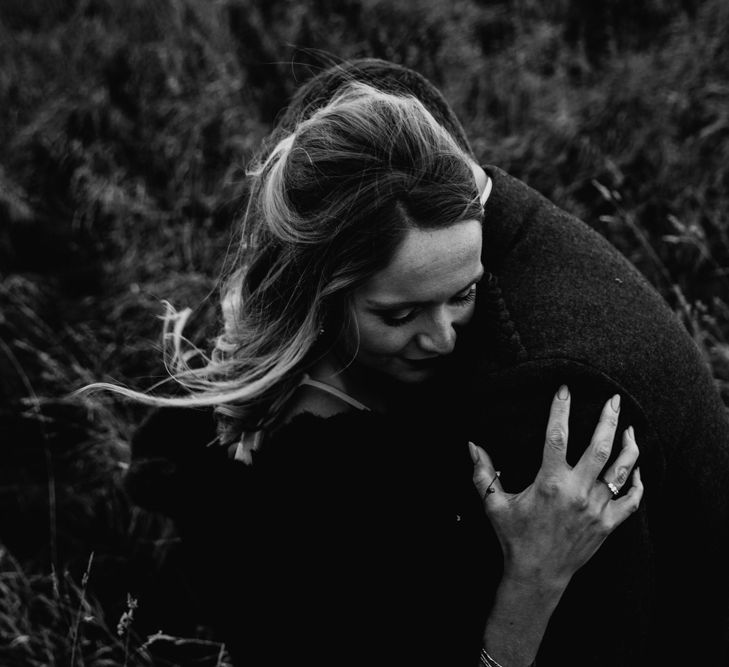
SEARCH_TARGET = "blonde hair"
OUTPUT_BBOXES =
[84,82,483,455]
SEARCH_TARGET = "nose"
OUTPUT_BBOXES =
[416,309,457,355]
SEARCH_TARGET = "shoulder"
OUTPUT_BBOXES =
[483,164,639,277]
[261,399,471,483]
[475,167,727,457]
[124,405,389,514]
[278,383,361,423]
[480,164,697,372]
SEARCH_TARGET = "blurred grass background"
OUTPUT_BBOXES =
[1,0,728,664]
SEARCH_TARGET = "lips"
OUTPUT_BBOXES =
[401,356,441,369]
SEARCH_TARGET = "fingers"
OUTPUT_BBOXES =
[601,426,639,494]
[469,441,503,501]
[540,385,571,476]
[605,466,644,526]
[574,394,621,483]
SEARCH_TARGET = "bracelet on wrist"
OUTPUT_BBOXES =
[479,648,505,667]
[479,647,536,667]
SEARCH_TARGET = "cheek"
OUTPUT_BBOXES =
[356,316,411,355]
[456,301,477,326]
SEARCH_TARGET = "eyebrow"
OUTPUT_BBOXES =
[366,266,485,310]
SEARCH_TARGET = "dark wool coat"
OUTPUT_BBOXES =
[127,167,729,666]
[472,165,729,665]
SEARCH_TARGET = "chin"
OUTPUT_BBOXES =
[390,367,437,383]
[379,360,445,385]
[352,359,429,386]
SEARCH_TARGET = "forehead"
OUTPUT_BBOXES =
[357,220,483,304]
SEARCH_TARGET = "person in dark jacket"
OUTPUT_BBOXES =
[121,61,729,666]
[261,59,729,663]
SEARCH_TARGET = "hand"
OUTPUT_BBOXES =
[469,386,643,591]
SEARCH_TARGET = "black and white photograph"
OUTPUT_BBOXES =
[2,1,729,665]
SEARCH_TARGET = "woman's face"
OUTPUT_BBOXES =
[348,220,483,383]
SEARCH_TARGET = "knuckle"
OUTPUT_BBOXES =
[569,492,590,512]
[614,466,629,486]
[546,426,568,448]
[537,477,562,499]
[592,441,611,465]
[598,516,614,534]
[587,501,603,522]
[487,495,508,515]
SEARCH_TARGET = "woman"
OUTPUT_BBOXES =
[110,82,642,666]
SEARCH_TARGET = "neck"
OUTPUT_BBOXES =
[307,353,385,413]
[308,352,443,414]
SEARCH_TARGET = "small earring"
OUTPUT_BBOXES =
[318,327,325,338]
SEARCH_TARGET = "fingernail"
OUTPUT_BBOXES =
[558,385,569,400]
[628,425,635,440]
[611,394,621,412]
[468,441,480,464]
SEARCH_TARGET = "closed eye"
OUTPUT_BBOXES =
[379,308,418,327]
[450,283,477,305]
[376,283,478,327]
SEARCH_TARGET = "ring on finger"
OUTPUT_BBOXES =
[599,477,620,498]
[484,471,501,497]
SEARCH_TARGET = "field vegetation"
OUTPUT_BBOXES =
[1,0,728,664]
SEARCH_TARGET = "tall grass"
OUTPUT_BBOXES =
[1,0,727,663]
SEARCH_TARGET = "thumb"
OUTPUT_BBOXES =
[468,441,503,500]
